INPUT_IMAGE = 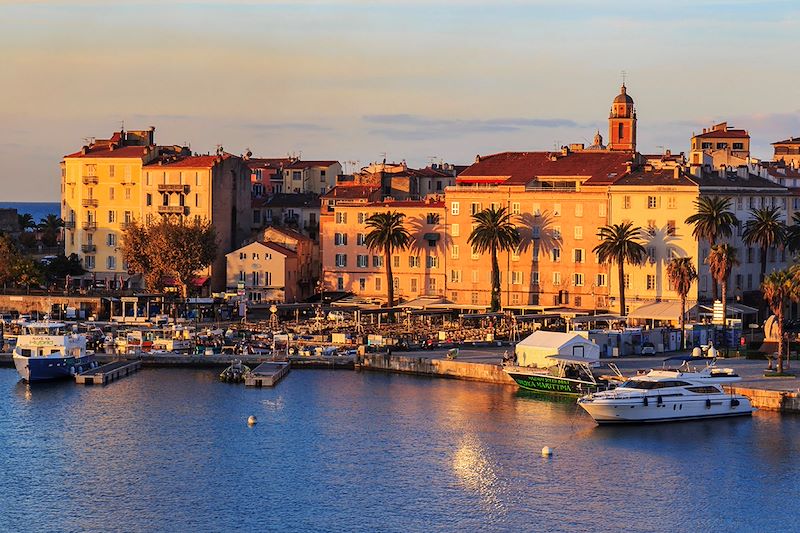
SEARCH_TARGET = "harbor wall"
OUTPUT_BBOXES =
[0,294,101,315]
[725,386,800,413]
[358,353,517,386]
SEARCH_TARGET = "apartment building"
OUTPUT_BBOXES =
[226,240,300,303]
[690,122,750,169]
[282,160,341,195]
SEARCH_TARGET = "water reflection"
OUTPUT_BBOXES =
[452,434,505,514]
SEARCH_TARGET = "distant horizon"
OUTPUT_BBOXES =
[3,1,799,201]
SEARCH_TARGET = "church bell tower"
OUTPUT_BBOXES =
[608,84,636,152]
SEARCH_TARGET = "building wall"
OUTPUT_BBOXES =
[225,241,300,303]
[283,163,342,195]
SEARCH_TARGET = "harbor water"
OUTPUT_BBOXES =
[1,367,798,532]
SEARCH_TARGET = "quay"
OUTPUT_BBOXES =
[75,360,141,385]
[245,362,290,387]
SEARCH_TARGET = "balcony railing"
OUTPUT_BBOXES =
[64,220,75,230]
[120,221,134,229]
[158,205,188,215]
[157,184,189,193]
[81,198,99,207]
[81,221,97,231]
[81,244,96,253]
[82,175,99,185]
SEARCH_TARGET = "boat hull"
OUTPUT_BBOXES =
[505,369,602,396]
[578,395,753,424]
[13,354,98,383]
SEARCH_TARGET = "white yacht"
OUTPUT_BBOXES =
[577,357,753,424]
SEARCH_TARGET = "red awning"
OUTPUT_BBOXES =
[192,276,211,287]
[161,276,210,287]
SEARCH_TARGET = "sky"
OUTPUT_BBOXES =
[1,0,799,201]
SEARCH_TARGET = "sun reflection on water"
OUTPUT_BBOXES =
[452,434,506,515]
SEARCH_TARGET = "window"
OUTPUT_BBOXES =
[553,203,561,217]
[574,249,584,263]
[667,220,676,236]
[747,274,753,290]
[451,245,459,259]
[716,142,728,149]
[574,226,583,240]
[623,196,631,209]
[426,213,440,225]
[647,275,656,290]
[335,212,347,224]
[647,247,656,262]
[624,274,630,289]
[109,187,115,200]
[146,193,152,206]
[451,202,460,216]
[471,292,479,305]
[532,226,541,239]
[647,196,659,209]
[471,246,480,260]
[551,248,561,262]
[575,204,583,217]
[733,142,744,150]
[511,202,520,215]
[596,273,607,287]
[702,142,712,149]
[85,256,95,270]
[511,293,520,305]
[427,256,439,269]
[239,252,246,260]
[552,226,561,240]
[357,233,366,246]
[647,220,656,236]
[359,278,366,291]
[451,223,460,237]
[599,203,607,217]
[335,254,347,267]
[410,278,418,292]
[470,202,482,215]
[451,270,462,283]
[108,210,116,223]
[292,171,302,181]
[471,270,479,283]
[251,271,261,286]
[337,277,344,291]
[375,277,381,291]
[573,273,584,287]
[320,170,327,182]
[618,123,624,140]
[553,272,561,286]
[373,255,383,267]
[393,255,400,268]
[532,272,539,285]
[511,271,523,285]
[667,196,676,209]
[393,277,400,290]
[357,255,368,268]
[108,165,115,178]
[334,233,348,246]
[106,256,116,270]
[409,256,420,268]
[357,212,365,224]
[511,245,520,261]
[532,203,541,216]
[253,210,261,225]
[106,233,116,247]
[735,274,743,290]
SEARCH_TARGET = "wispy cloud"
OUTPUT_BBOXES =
[363,114,583,140]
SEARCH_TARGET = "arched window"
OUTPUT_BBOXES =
[618,122,624,141]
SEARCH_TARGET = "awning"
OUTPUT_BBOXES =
[546,354,600,364]
[570,314,625,324]
[423,232,440,241]
[191,276,211,287]
[697,303,758,317]
[628,301,683,321]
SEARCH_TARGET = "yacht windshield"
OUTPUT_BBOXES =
[620,380,691,390]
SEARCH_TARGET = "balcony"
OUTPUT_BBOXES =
[64,220,75,230]
[81,221,97,231]
[81,198,99,208]
[120,221,134,229]
[158,205,188,215]
[81,244,96,253]
[158,184,189,193]
[82,175,99,185]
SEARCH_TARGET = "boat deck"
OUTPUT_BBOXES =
[245,362,290,387]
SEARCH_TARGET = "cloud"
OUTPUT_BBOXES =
[363,114,583,140]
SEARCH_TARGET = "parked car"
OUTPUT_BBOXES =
[327,311,347,321]
[641,342,656,355]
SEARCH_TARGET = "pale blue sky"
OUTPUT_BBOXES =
[1,0,798,200]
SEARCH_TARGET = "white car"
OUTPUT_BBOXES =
[641,342,656,355]
[327,311,347,321]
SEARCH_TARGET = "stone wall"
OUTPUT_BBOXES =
[0,294,101,315]
[359,353,516,385]
[725,385,800,413]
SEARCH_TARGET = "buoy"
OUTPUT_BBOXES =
[247,415,257,426]
[541,446,553,457]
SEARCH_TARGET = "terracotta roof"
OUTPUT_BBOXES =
[64,145,151,159]
[259,241,297,257]
[286,160,339,169]
[772,138,800,145]
[264,193,319,208]
[694,169,786,190]
[763,163,800,179]
[365,200,445,208]
[262,225,312,242]
[693,129,748,139]
[457,151,634,186]
[246,157,294,170]
[322,185,380,199]
[612,167,696,187]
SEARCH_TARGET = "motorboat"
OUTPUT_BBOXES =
[503,354,624,395]
[12,321,98,382]
[577,356,753,424]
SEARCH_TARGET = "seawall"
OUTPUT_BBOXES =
[357,353,517,386]
[725,385,800,413]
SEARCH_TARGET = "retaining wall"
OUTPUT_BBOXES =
[725,385,800,413]
[358,353,517,385]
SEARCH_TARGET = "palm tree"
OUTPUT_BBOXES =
[364,211,411,310]
[685,196,738,299]
[37,214,64,247]
[742,206,786,283]
[762,269,796,374]
[468,206,521,312]
[666,257,698,350]
[593,222,646,316]
[17,213,35,231]
[706,244,739,343]
[785,212,800,253]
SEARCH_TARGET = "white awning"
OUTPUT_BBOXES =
[628,301,683,321]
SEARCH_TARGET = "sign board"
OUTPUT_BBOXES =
[712,300,724,325]
[367,334,384,346]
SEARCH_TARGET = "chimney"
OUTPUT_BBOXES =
[737,166,749,180]
[673,166,681,180]
[81,146,89,155]
[561,145,569,156]
[475,154,481,163]
[625,161,633,173]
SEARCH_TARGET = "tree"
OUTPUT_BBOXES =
[762,269,796,374]
[468,206,521,312]
[706,244,739,344]
[0,233,22,286]
[17,213,35,231]
[742,206,786,283]
[364,211,411,310]
[42,254,85,285]
[37,214,64,247]
[666,257,698,350]
[685,196,738,299]
[593,222,646,316]
[13,257,42,293]
[121,217,218,297]
[785,212,800,252]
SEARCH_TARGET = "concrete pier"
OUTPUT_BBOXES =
[357,353,516,386]
[75,360,141,385]
[245,362,290,387]
[724,385,800,412]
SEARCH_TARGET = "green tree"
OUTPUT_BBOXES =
[13,257,42,293]
[17,213,35,231]
[593,222,646,316]
[37,214,64,247]
[762,269,796,374]
[785,212,800,252]
[42,254,85,285]
[666,257,698,350]
[0,233,22,286]
[685,196,738,299]
[364,211,411,310]
[742,206,786,283]
[706,244,739,340]
[468,206,521,312]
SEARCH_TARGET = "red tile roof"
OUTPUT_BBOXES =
[365,200,445,208]
[286,160,339,169]
[263,225,312,242]
[457,151,634,185]
[259,241,297,257]
[772,138,800,145]
[612,167,697,187]
[144,154,233,168]
[322,185,380,199]
[693,129,748,139]
[64,145,151,159]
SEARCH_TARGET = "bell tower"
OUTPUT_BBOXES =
[608,84,636,152]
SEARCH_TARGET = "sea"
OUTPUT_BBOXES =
[0,201,60,223]
[1,368,797,532]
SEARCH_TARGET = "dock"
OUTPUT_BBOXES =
[245,361,290,387]
[75,360,141,385]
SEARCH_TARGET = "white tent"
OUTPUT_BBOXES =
[515,331,600,368]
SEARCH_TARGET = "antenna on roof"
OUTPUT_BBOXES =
[621,69,627,86]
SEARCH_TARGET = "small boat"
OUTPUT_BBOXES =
[219,359,251,383]
[12,322,99,382]
[577,356,754,424]
[503,354,623,395]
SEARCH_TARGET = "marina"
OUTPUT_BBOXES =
[75,359,141,385]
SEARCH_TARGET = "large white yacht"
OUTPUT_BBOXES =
[577,357,753,424]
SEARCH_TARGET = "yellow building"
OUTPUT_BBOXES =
[690,122,750,169]
[62,128,251,292]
